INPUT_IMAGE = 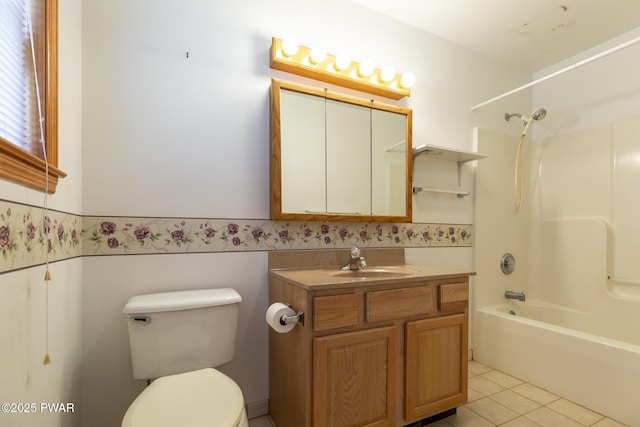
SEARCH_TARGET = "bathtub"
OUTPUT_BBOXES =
[474,301,640,426]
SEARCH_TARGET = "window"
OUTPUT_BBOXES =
[0,0,64,193]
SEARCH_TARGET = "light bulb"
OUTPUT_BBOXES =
[281,37,299,57]
[358,59,374,77]
[309,44,326,64]
[400,72,415,88]
[380,66,395,83]
[334,52,351,71]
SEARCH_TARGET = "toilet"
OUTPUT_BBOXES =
[122,288,248,427]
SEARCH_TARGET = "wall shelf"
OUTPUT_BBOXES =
[412,187,471,198]
[412,144,487,196]
[412,144,487,163]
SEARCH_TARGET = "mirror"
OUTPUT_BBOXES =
[270,79,412,222]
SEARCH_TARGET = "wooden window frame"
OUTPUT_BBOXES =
[0,0,65,193]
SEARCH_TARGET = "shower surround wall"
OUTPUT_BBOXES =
[532,116,640,307]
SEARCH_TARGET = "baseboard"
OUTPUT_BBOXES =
[246,399,269,419]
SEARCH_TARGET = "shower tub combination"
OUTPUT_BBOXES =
[474,219,640,426]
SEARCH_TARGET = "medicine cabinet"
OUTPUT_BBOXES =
[270,79,412,222]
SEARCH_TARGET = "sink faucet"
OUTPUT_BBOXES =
[505,290,526,301]
[340,247,367,271]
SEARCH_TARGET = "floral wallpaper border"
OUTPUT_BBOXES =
[1,199,473,274]
[0,201,82,273]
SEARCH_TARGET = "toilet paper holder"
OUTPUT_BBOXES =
[280,304,305,326]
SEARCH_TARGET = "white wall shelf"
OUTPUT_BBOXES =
[412,144,487,196]
[412,144,487,163]
[412,186,471,198]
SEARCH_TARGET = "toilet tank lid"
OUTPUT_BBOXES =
[123,288,241,314]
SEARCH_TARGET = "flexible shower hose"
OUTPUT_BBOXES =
[514,134,525,213]
[514,119,534,213]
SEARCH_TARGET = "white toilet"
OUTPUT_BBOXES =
[122,288,249,427]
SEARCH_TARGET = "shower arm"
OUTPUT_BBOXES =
[504,113,523,121]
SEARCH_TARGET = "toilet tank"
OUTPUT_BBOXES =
[123,288,242,380]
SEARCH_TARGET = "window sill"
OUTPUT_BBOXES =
[0,139,66,194]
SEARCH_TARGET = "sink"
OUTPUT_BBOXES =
[332,268,411,279]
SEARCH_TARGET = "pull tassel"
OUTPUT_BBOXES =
[43,269,51,365]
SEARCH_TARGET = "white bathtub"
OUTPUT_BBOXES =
[474,301,640,426]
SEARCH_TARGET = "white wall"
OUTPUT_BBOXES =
[75,1,531,426]
[0,1,83,426]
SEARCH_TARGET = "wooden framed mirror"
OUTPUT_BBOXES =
[270,79,412,222]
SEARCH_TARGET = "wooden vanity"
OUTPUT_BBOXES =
[268,249,475,427]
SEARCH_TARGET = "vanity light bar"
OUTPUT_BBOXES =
[270,37,413,100]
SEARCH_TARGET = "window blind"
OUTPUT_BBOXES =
[0,0,30,150]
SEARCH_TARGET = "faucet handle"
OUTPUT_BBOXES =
[351,247,360,258]
[359,257,367,269]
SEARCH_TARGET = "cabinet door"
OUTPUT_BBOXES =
[405,313,468,421]
[326,99,371,215]
[313,327,397,427]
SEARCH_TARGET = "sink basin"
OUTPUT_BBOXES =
[332,268,411,279]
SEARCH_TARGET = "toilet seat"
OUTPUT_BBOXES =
[122,368,247,427]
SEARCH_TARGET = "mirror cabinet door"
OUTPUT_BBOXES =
[271,79,412,222]
[371,109,407,216]
[280,89,326,214]
[326,99,371,215]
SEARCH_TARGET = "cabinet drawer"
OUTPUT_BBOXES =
[439,283,468,311]
[367,286,435,323]
[314,294,359,331]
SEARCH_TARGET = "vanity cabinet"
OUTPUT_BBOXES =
[268,270,470,427]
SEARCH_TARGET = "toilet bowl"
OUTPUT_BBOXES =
[122,368,248,427]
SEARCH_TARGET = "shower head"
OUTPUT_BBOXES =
[532,108,547,121]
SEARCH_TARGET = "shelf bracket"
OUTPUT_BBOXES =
[411,144,487,197]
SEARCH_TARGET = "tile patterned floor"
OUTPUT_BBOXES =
[248,361,629,427]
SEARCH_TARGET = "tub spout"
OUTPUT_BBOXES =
[505,290,526,301]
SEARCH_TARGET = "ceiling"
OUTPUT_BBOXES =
[348,0,640,72]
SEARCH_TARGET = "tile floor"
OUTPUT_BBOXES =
[247,361,629,427]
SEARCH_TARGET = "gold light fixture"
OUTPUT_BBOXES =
[270,37,413,100]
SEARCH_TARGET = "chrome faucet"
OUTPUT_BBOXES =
[340,247,367,271]
[505,290,526,301]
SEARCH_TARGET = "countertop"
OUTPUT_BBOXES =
[269,264,476,290]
